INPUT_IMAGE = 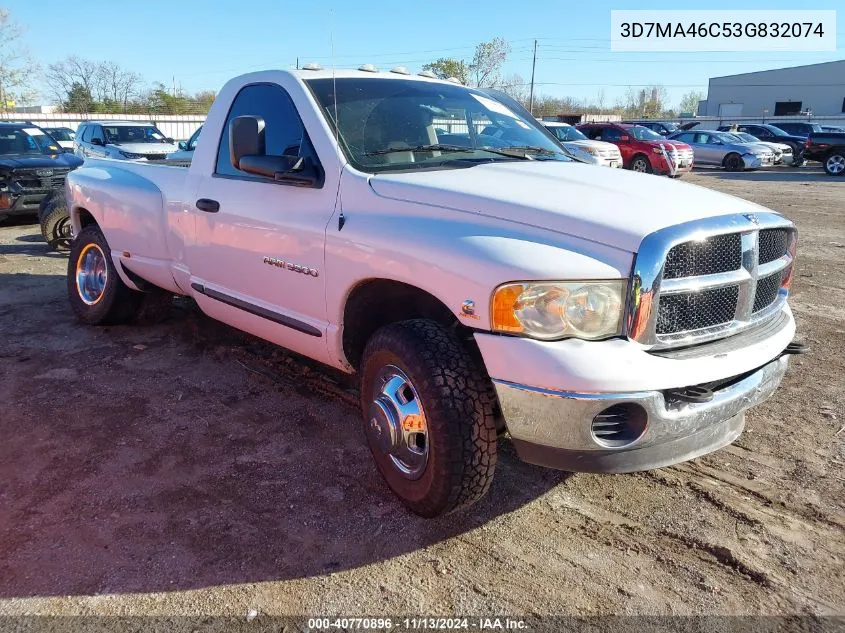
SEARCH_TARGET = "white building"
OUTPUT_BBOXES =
[703,60,845,118]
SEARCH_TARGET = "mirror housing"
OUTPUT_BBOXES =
[164,137,175,144]
[90,138,103,146]
[178,141,188,150]
[238,154,322,188]
[618,135,630,142]
[230,115,265,169]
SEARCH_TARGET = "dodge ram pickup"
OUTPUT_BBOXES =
[65,67,801,517]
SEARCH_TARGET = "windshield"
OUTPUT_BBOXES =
[306,77,567,172]
[548,125,587,142]
[627,126,664,141]
[46,128,75,141]
[102,125,168,144]
[0,128,59,155]
[737,133,759,142]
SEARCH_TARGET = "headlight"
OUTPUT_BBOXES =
[119,150,143,159]
[580,147,598,156]
[491,281,625,340]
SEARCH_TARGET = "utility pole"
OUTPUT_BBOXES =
[528,39,537,115]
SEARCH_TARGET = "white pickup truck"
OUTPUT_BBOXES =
[65,68,800,517]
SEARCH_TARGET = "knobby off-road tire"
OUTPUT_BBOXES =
[360,319,498,517]
[40,196,72,251]
[68,225,172,325]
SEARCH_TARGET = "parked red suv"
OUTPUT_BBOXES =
[576,123,694,177]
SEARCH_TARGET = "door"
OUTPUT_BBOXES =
[81,125,108,158]
[599,126,631,164]
[718,103,743,117]
[186,83,336,362]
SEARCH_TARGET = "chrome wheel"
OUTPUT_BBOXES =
[367,365,429,480]
[826,154,845,175]
[632,158,648,172]
[75,242,107,305]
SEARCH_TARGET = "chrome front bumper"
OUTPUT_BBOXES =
[494,355,789,473]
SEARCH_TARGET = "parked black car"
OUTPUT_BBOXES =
[804,131,845,176]
[773,121,823,138]
[621,120,680,137]
[716,124,806,165]
[0,122,83,223]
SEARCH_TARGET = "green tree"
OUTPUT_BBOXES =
[421,58,469,84]
[64,83,94,112]
[468,37,510,88]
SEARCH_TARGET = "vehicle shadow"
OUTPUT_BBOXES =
[692,166,838,183]
[0,272,569,598]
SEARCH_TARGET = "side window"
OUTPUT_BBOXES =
[188,127,202,150]
[216,83,316,179]
[80,125,91,142]
[676,132,694,143]
[600,127,623,142]
[582,126,600,140]
[693,132,709,144]
[90,125,104,143]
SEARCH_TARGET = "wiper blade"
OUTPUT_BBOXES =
[364,144,477,156]
[495,145,560,156]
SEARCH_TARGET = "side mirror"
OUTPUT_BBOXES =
[164,137,175,144]
[618,135,630,142]
[230,115,265,169]
[238,154,322,187]
[90,138,103,146]
[178,141,188,150]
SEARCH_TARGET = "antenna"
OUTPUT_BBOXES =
[329,9,345,231]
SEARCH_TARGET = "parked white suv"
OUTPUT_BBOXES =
[166,125,202,161]
[74,121,178,161]
[542,122,622,167]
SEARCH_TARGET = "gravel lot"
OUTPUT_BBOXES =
[0,167,843,626]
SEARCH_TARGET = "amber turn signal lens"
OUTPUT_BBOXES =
[491,283,525,333]
[0,193,11,210]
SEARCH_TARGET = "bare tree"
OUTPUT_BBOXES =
[498,73,528,105]
[0,9,40,110]
[45,56,99,109]
[678,90,705,115]
[469,37,510,88]
[96,61,142,109]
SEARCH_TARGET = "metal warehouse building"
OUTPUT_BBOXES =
[702,60,845,118]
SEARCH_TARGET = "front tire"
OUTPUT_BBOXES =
[360,319,498,517]
[824,152,845,176]
[630,155,652,174]
[723,153,744,172]
[40,195,72,251]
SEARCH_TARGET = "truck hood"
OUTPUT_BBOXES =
[564,139,620,153]
[369,161,772,252]
[107,142,178,154]
[0,153,83,170]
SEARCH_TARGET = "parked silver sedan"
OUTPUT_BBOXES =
[730,132,792,164]
[668,130,775,171]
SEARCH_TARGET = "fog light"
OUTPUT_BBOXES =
[0,192,13,210]
[591,403,648,448]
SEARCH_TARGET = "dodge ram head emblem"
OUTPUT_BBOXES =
[35,169,54,177]
[744,213,760,225]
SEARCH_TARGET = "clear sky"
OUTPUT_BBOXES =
[8,0,844,109]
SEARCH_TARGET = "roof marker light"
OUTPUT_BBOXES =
[302,62,323,71]
[446,76,462,84]
[390,66,410,75]
[359,64,379,73]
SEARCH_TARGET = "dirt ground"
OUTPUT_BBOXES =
[0,166,843,624]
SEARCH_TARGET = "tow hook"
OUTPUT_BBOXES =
[781,341,810,357]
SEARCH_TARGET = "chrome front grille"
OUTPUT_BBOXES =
[627,213,795,350]
[663,233,742,279]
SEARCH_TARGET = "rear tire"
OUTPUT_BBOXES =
[723,153,744,172]
[360,319,498,517]
[630,155,652,174]
[67,225,143,325]
[824,152,845,176]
